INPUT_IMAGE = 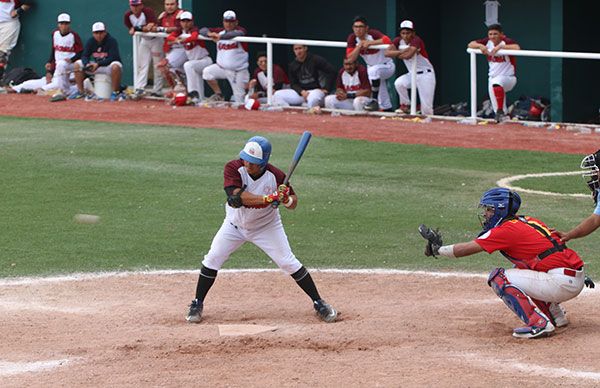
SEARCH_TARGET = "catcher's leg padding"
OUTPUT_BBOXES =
[488,268,550,328]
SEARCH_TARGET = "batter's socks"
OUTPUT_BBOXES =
[371,79,380,100]
[291,266,321,301]
[493,85,505,112]
[195,265,218,302]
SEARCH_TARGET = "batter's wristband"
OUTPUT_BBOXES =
[283,197,294,208]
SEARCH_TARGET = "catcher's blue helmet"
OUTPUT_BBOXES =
[479,187,521,232]
[239,136,271,167]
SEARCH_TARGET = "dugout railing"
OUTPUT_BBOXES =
[467,48,600,122]
[133,32,419,114]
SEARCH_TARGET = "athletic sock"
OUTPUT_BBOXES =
[493,85,505,112]
[291,266,321,301]
[371,79,380,100]
[195,265,218,302]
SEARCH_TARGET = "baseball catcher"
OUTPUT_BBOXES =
[418,187,591,339]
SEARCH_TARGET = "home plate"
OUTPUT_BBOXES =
[218,324,278,336]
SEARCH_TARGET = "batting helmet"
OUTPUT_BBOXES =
[239,136,271,167]
[478,187,521,232]
[174,92,187,106]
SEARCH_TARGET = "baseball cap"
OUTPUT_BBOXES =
[179,11,193,20]
[57,13,71,23]
[129,0,143,5]
[223,10,237,21]
[400,20,414,30]
[92,22,106,32]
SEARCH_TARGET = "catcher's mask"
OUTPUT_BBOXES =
[580,150,600,198]
[478,187,521,232]
[239,136,271,168]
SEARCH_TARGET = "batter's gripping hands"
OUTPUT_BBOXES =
[418,224,443,257]
[263,192,279,207]
[277,184,290,203]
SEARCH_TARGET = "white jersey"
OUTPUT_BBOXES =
[214,27,248,71]
[393,35,434,73]
[52,30,82,62]
[346,29,393,67]
[478,37,518,78]
[223,160,290,230]
[0,0,17,22]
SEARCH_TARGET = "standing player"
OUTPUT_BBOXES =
[419,188,589,339]
[468,24,520,123]
[167,11,212,102]
[199,10,249,103]
[0,0,31,79]
[245,51,289,103]
[124,0,161,99]
[324,57,371,111]
[385,20,436,115]
[44,13,83,100]
[186,135,338,324]
[272,45,336,109]
[346,16,395,112]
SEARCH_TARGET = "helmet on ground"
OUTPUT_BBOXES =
[174,92,187,106]
[478,187,521,232]
[239,136,271,167]
[580,149,600,193]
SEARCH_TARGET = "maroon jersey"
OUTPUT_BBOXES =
[336,64,370,97]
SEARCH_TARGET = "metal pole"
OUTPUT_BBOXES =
[132,34,138,91]
[267,42,273,106]
[470,52,477,119]
[410,58,417,115]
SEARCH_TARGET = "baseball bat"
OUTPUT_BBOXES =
[283,131,312,185]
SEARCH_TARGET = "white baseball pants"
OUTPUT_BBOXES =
[135,37,164,93]
[202,219,303,275]
[394,70,436,115]
[324,95,370,111]
[368,61,395,110]
[272,88,325,108]
[165,47,187,72]
[505,267,585,303]
[54,59,75,95]
[74,60,123,75]
[488,75,517,112]
[183,56,212,99]
[0,19,20,54]
[202,63,250,103]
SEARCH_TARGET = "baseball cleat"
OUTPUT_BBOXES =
[494,109,507,123]
[186,299,203,323]
[549,302,568,328]
[512,321,555,339]
[364,99,379,112]
[314,299,338,323]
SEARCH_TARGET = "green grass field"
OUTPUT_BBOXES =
[1,117,597,278]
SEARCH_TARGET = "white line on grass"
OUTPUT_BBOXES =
[0,359,73,376]
[497,171,589,198]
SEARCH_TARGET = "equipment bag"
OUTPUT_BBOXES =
[0,67,39,87]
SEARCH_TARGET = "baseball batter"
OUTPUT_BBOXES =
[420,188,588,339]
[468,24,520,122]
[346,16,395,111]
[385,20,436,116]
[186,135,338,324]
[324,57,371,111]
[200,10,249,103]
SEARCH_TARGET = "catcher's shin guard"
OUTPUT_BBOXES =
[487,268,550,328]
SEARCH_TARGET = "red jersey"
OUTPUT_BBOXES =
[475,216,584,272]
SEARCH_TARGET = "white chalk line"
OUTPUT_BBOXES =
[459,352,600,381]
[497,171,589,198]
[0,359,74,376]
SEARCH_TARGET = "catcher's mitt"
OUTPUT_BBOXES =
[418,224,443,257]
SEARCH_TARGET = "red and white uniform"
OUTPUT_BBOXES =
[476,36,518,112]
[49,29,83,94]
[0,0,22,55]
[392,34,436,115]
[324,64,371,111]
[346,29,395,110]
[202,26,250,102]
[202,159,302,275]
[125,6,163,93]
[160,10,187,76]
[476,216,585,302]
[169,27,212,99]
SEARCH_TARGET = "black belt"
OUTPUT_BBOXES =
[416,69,433,74]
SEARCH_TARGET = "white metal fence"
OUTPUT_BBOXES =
[467,47,600,120]
[134,32,419,113]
